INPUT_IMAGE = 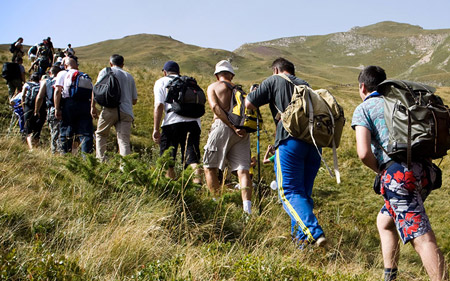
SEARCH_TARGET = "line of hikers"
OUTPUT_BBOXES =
[3,42,448,280]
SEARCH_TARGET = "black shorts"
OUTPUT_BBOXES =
[160,121,201,166]
[23,105,47,138]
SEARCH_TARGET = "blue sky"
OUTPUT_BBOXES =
[1,0,449,51]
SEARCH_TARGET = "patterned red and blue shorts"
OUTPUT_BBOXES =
[379,161,432,244]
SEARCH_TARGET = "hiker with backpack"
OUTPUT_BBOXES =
[10,37,24,62]
[21,73,47,150]
[203,60,253,214]
[245,57,327,246]
[352,66,448,281]
[3,57,25,98]
[153,60,203,183]
[36,39,52,75]
[91,54,138,161]
[34,66,62,154]
[65,44,75,56]
[28,44,39,63]
[54,58,94,154]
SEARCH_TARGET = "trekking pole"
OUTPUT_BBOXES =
[256,108,262,215]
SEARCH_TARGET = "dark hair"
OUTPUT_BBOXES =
[271,57,295,75]
[110,54,124,66]
[30,72,40,82]
[14,57,23,63]
[358,66,386,92]
[50,66,61,76]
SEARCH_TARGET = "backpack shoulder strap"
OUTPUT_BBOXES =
[220,80,235,91]
[276,73,295,85]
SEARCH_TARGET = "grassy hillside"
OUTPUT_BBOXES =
[0,44,449,280]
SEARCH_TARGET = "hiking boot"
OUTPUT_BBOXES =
[316,235,327,248]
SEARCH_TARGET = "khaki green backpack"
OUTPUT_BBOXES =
[276,74,346,183]
[377,80,450,166]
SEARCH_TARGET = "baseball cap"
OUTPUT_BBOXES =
[214,60,234,75]
[162,60,180,73]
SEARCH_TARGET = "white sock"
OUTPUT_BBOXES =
[243,200,252,214]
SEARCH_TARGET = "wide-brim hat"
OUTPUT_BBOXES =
[214,60,234,75]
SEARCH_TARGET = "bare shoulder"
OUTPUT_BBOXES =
[208,81,231,94]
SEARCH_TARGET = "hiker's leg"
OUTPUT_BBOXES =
[203,120,230,194]
[26,134,33,150]
[380,162,445,279]
[237,169,252,201]
[204,167,220,195]
[377,212,400,269]
[184,122,202,184]
[7,81,15,99]
[188,163,203,184]
[275,138,324,244]
[60,100,75,154]
[160,124,179,179]
[77,101,94,154]
[48,117,61,154]
[95,108,115,160]
[115,111,133,157]
[23,110,34,150]
[410,231,447,281]
[237,169,252,214]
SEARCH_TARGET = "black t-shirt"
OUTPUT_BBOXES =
[246,74,309,147]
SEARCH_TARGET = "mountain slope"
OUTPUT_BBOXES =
[235,21,450,86]
[75,34,240,75]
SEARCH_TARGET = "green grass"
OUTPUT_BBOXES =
[0,29,450,280]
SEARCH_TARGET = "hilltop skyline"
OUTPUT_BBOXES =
[1,0,450,51]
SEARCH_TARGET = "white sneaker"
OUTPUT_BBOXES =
[316,235,327,248]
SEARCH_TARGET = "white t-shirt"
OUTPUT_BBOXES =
[55,69,75,98]
[96,66,138,118]
[153,75,201,127]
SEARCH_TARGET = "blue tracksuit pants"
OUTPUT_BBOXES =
[274,137,324,244]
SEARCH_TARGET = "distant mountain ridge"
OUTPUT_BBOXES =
[2,21,449,86]
[235,21,450,86]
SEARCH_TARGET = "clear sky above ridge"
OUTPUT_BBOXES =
[1,0,449,51]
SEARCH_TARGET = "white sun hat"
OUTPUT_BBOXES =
[214,60,235,75]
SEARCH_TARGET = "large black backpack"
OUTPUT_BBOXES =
[2,62,21,81]
[9,43,16,53]
[93,67,121,108]
[165,76,206,118]
[24,82,41,108]
[377,80,450,165]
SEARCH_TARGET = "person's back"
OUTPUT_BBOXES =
[203,60,252,214]
[152,60,202,182]
[245,57,326,246]
[108,66,137,117]
[92,54,137,161]
[54,58,94,154]
[208,80,233,118]
[352,65,448,281]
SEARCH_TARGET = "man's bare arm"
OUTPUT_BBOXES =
[54,86,63,120]
[34,80,47,116]
[355,125,379,173]
[153,103,164,143]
